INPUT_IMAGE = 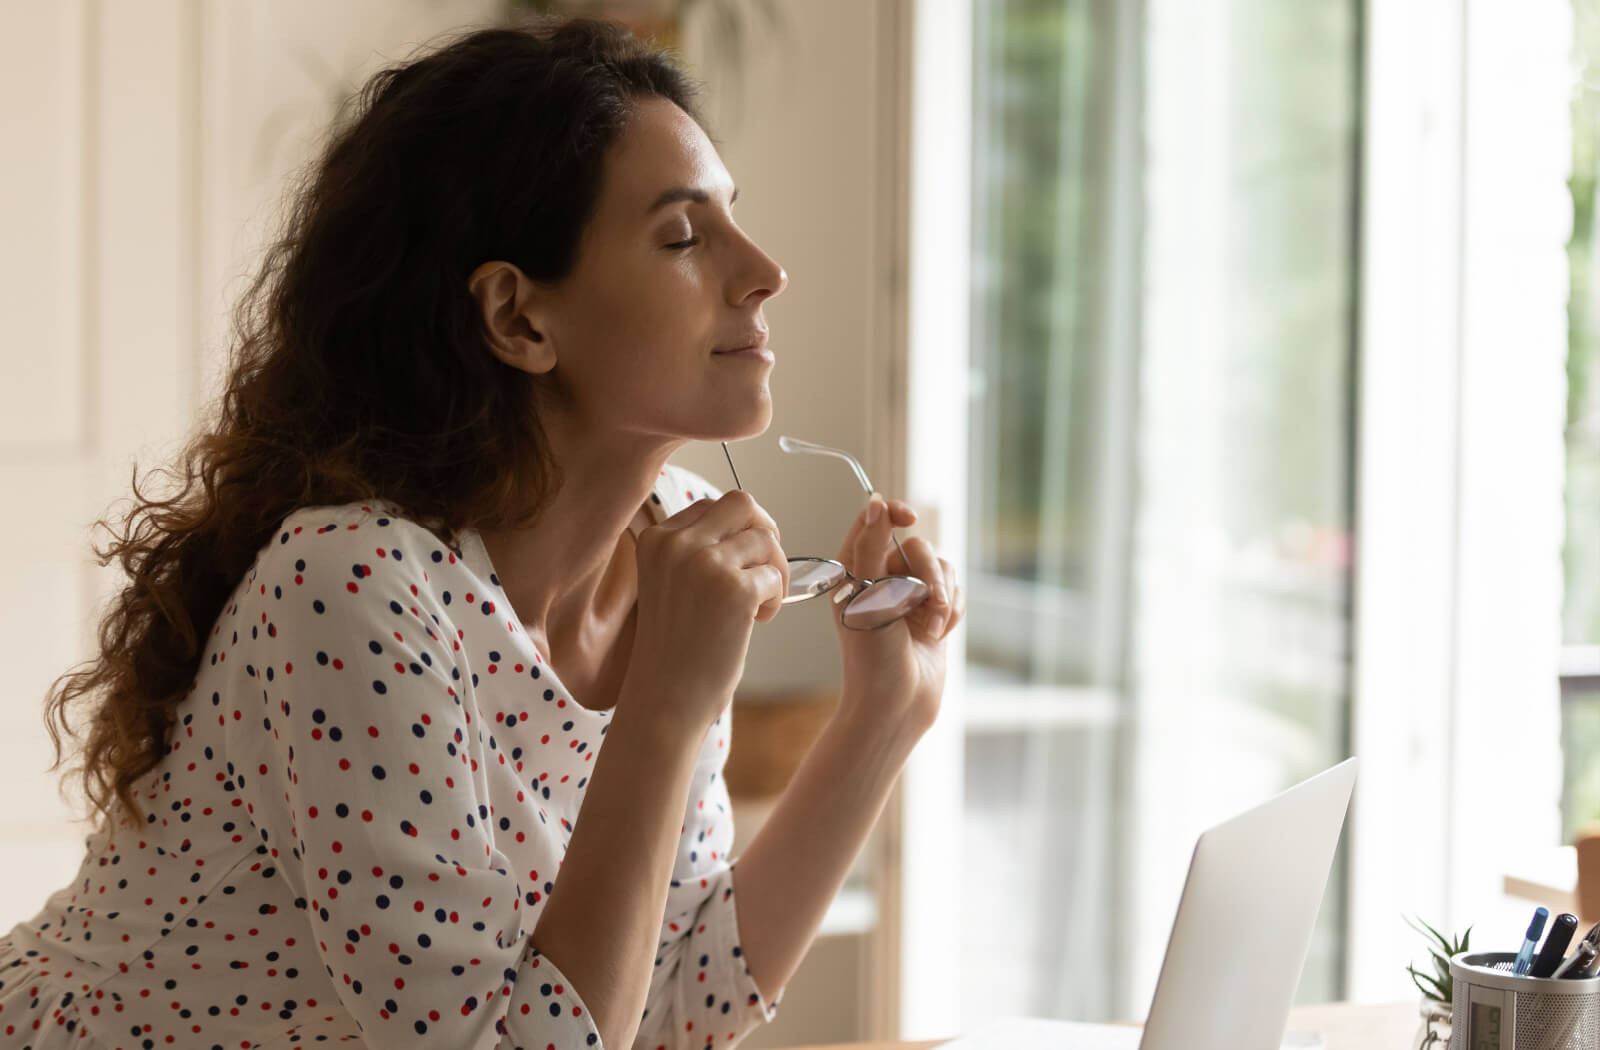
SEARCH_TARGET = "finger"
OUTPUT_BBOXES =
[835,493,872,559]
[835,496,917,572]
[712,525,788,621]
[849,492,894,579]
[924,559,959,639]
[887,500,917,527]
[891,537,946,599]
[655,492,719,531]
[672,489,782,546]
[752,562,788,623]
[897,539,948,624]
[756,531,790,621]
[713,524,786,572]
[940,578,965,640]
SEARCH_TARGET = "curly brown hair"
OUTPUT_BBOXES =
[43,17,704,833]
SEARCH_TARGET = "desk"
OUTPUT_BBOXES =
[782,1000,1417,1050]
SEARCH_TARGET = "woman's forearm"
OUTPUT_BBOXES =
[731,700,923,1003]
[531,692,707,1050]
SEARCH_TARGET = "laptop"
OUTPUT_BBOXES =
[945,757,1359,1050]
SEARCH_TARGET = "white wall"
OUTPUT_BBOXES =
[0,0,207,922]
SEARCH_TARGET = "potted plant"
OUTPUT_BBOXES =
[1406,915,1471,1050]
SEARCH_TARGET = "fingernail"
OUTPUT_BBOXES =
[868,493,884,523]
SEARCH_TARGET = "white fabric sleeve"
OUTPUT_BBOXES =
[631,744,782,1049]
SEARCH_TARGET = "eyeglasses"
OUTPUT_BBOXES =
[720,437,930,631]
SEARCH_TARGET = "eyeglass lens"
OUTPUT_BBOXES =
[785,560,849,602]
[838,576,927,630]
[784,558,927,629]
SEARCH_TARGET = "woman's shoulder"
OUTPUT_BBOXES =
[235,499,481,663]
[269,499,447,549]
[253,499,473,592]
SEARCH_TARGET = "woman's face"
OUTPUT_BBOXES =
[541,96,787,443]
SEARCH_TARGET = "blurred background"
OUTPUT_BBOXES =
[0,0,1597,1046]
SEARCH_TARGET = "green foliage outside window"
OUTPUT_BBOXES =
[1557,1,1600,845]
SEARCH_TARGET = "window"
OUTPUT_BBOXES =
[960,0,1361,1024]
[1560,0,1600,844]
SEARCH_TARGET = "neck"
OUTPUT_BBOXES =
[475,412,684,662]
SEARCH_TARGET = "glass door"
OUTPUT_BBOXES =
[961,0,1362,1024]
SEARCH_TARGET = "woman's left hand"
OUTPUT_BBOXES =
[831,493,964,736]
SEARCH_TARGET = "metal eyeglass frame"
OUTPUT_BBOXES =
[720,436,930,631]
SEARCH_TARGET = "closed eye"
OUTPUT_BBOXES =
[665,237,700,250]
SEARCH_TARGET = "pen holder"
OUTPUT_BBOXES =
[1448,951,1600,1050]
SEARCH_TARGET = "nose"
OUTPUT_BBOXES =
[732,234,788,307]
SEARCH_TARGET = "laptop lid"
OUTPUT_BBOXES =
[1138,757,1358,1050]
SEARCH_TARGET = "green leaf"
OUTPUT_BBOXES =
[1406,914,1455,957]
[1407,964,1448,1002]
[1404,914,1471,1002]
[1407,915,1473,961]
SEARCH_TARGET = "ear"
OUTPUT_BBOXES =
[467,261,557,374]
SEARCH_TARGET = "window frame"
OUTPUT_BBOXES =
[1342,0,1570,1001]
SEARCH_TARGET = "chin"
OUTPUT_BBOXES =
[701,393,773,443]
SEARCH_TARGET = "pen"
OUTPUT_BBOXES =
[1512,907,1549,976]
[1529,912,1580,977]
[1553,939,1600,979]
[1552,940,1600,1047]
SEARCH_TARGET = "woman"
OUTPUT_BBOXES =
[2,17,962,1050]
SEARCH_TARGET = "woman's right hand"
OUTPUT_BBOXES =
[625,489,790,730]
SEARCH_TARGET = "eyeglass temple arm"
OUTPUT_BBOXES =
[720,437,912,570]
[776,435,875,493]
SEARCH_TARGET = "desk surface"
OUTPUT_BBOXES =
[782,1000,1418,1050]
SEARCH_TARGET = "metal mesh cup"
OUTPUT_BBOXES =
[1449,950,1600,1049]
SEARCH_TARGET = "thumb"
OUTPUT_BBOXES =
[848,491,893,579]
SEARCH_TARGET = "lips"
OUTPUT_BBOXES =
[712,331,769,354]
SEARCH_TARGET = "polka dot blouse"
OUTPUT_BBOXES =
[0,462,781,1049]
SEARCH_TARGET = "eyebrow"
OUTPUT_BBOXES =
[646,185,739,214]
